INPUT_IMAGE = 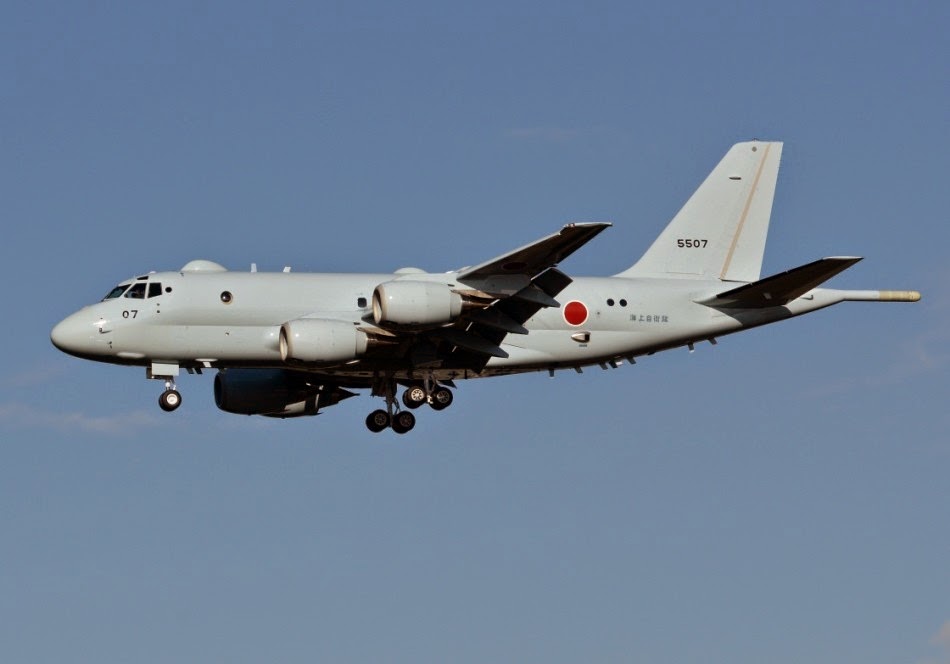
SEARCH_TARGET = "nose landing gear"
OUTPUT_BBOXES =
[148,363,184,413]
[159,380,181,412]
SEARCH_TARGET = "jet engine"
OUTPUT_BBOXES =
[214,368,354,418]
[372,280,463,327]
[279,318,368,363]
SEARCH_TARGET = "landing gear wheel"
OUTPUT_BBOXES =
[159,389,182,412]
[366,409,390,433]
[391,410,416,434]
[402,386,427,409]
[428,387,453,411]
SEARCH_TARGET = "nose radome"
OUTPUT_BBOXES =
[51,312,97,355]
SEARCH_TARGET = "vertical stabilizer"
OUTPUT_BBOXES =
[618,141,783,282]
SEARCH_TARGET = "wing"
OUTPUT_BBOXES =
[457,222,612,284]
[435,222,611,369]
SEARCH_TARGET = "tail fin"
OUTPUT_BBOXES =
[618,141,783,282]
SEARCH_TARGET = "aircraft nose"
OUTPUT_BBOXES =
[51,311,101,356]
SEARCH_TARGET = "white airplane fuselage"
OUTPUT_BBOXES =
[51,268,865,379]
[50,141,921,432]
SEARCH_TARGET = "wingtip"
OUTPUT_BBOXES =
[564,221,612,229]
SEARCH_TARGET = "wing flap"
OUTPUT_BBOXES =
[465,308,529,335]
[444,267,578,371]
[436,329,509,358]
[531,266,574,298]
[700,257,863,308]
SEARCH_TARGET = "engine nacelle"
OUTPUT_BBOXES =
[279,318,368,363]
[214,368,316,416]
[372,280,463,327]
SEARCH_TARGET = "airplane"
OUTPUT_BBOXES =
[51,141,921,434]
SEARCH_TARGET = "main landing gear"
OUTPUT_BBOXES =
[365,379,454,434]
[365,408,416,434]
[401,384,453,411]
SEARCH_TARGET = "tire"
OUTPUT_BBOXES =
[365,409,390,433]
[428,387,453,411]
[402,386,427,410]
[159,389,181,412]
[391,410,416,434]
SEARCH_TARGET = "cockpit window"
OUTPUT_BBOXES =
[102,285,129,300]
[148,282,162,298]
[124,283,147,299]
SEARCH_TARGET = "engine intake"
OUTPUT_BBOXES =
[279,318,368,363]
[372,280,463,327]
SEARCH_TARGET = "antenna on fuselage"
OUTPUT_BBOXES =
[251,263,257,273]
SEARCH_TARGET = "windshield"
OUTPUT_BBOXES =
[102,285,129,300]
[124,283,147,299]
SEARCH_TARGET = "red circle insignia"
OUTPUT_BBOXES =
[563,300,588,326]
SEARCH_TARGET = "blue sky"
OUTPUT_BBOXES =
[2,2,948,662]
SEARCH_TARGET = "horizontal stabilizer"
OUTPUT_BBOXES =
[700,257,863,308]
